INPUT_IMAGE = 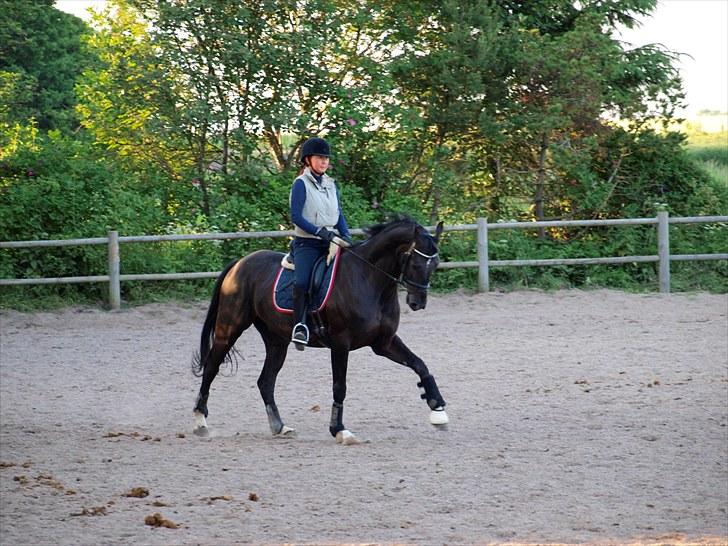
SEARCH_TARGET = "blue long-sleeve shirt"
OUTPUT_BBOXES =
[290,176,350,237]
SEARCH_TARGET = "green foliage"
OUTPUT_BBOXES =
[0,131,166,286]
[687,143,728,165]
[0,0,94,132]
[427,221,726,294]
[685,131,728,192]
[2,0,726,308]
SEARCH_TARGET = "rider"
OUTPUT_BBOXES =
[290,136,352,348]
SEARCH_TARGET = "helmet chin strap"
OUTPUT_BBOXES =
[306,159,325,177]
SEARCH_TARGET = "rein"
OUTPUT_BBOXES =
[342,242,438,291]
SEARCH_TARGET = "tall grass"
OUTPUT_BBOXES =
[699,160,728,185]
[686,130,728,186]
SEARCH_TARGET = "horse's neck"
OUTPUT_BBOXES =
[358,226,413,276]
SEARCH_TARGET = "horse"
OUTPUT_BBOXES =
[191,217,448,444]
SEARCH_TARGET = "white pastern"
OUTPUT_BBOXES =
[193,410,208,432]
[429,407,449,426]
[335,429,360,445]
[275,425,297,437]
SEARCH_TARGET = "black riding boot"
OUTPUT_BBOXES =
[292,286,309,350]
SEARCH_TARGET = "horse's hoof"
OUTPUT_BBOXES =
[335,429,360,445]
[193,426,210,437]
[193,410,208,431]
[429,407,449,426]
[275,425,296,438]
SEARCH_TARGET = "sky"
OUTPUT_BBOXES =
[615,0,728,116]
[56,0,728,117]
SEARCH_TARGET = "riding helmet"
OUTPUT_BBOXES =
[300,137,331,163]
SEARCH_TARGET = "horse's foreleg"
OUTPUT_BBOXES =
[330,348,359,444]
[373,335,449,426]
[257,335,294,437]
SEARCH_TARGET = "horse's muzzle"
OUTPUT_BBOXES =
[406,291,427,311]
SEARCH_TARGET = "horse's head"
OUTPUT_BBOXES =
[401,221,443,311]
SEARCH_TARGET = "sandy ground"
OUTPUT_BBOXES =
[0,289,726,546]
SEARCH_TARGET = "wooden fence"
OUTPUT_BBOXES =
[1,212,726,309]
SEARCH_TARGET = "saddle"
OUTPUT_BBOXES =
[272,247,341,315]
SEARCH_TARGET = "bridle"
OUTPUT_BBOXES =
[343,240,439,292]
[398,243,439,290]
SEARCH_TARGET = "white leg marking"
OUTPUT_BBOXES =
[429,407,449,426]
[335,429,360,445]
[193,410,208,435]
[275,425,296,437]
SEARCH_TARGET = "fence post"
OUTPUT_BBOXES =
[657,211,670,294]
[108,230,121,309]
[477,217,489,292]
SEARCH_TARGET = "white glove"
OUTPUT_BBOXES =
[332,236,351,248]
[326,241,338,265]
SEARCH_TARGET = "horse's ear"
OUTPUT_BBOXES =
[434,221,444,242]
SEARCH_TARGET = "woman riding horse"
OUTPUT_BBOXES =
[289,137,352,349]
[192,215,449,444]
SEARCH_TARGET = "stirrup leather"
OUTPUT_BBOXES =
[292,323,309,345]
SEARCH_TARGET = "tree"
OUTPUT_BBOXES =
[0,0,93,132]
[488,0,685,222]
[74,0,692,230]
[390,0,685,226]
[386,0,508,223]
[77,0,398,221]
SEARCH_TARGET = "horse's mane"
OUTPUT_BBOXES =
[363,215,420,240]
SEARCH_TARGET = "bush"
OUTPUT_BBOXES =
[2,125,725,310]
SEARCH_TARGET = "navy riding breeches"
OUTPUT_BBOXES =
[292,237,330,292]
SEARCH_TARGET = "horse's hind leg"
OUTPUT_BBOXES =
[255,324,293,436]
[194,316,253,435]
[193,339,236,435]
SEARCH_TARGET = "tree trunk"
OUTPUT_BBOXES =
[534,132,548,239]
[488,156,502,214]
[264,126,285,172]
[221,118,229,175]
[429,129,448,224]
[429,187,441,225]
[196,122,210,217]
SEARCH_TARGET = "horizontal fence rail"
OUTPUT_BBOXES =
[1,213,726,309]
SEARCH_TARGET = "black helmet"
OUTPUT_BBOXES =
[300,137,331,163]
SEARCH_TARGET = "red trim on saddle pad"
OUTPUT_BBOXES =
[271,247,342,314]
[272,267,292,314]
[317,248,341,309]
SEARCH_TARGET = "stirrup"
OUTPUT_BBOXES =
[292,323,309,346]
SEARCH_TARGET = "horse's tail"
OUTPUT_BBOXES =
[191,259,239,377]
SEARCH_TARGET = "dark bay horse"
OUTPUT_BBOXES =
[192,218,448,444]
